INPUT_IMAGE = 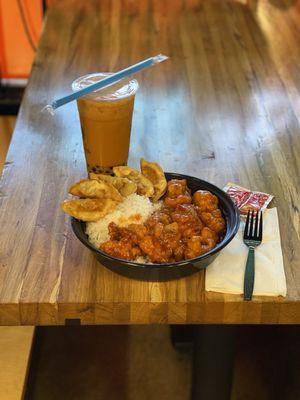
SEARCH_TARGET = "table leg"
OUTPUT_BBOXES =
[170,325,194,352]
[191,325,237,400]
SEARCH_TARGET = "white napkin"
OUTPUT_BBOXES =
[205,208,287,296]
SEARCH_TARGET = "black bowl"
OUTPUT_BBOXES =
[71,173,240,281]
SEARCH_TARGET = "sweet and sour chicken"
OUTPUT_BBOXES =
[100,179,226,263]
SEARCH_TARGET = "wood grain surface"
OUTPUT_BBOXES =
[0,0,299,325]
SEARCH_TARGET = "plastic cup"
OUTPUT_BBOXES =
[72,73,139,174]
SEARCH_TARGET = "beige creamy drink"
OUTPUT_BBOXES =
[72,73,139,174]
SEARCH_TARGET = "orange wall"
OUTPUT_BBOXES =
[0,0,43,79]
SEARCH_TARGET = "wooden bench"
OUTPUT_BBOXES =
[0,327,35,399]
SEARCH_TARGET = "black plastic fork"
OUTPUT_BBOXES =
[243,210,263,301]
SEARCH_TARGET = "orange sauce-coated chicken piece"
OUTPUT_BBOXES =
[164,179,192,208]
[193,190,218,212]
[193,190,226,234]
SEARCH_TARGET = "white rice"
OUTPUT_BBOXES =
[86,193,161,248]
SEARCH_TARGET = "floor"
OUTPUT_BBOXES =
[24,325,300,400]
[25,326,191,400]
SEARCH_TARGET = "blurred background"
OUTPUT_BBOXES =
[0,0,52,86]
[0,0,54,172]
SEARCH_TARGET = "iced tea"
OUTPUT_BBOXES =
[72,73,139,174]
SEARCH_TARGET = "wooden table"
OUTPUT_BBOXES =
[0,0,299,327]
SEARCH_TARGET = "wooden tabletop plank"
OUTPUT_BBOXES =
[0,0,299,325]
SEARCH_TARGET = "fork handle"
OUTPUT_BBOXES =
[244,247,255,301]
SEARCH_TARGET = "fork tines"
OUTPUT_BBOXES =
[244,210,263,241]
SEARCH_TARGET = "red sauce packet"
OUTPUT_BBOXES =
[223,182,273,215]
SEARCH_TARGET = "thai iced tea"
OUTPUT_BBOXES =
[72,73,139,174]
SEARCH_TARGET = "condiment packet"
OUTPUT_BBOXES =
[223,182,273,215]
